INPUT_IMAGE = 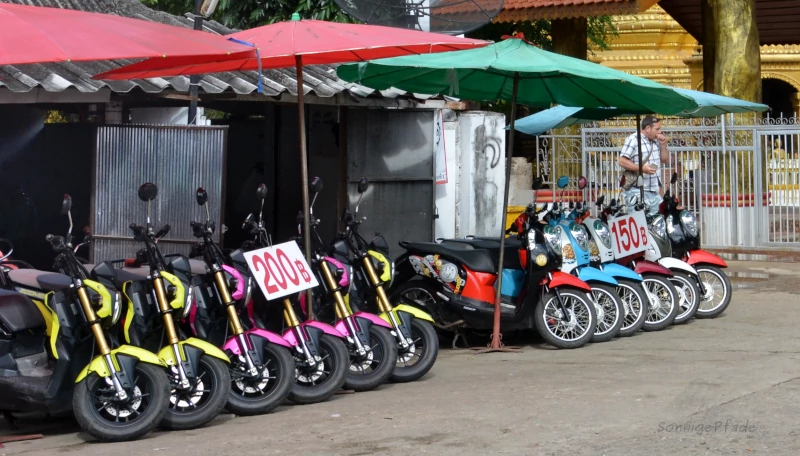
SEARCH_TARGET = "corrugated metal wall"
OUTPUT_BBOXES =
[91,125,227,263]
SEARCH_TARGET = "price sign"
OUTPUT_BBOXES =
[607,210,650,258]
[244,241,319,300]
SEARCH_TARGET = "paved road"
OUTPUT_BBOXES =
[3,260,800,455]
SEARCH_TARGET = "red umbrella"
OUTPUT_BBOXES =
[0,3,255,66]
[95,15,488,318]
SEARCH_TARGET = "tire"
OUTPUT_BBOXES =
[615,279,648,337]
[671,271,701,325]
[161,356,230,430]
[73,362,169,442]
[589,283,624,343]
[390,280,456,341]
[534,288,596,349]
[694,266,732,319]
[289,334,349,405]
[226,343,294,416]
[641,275,679,331]
[343,326,398,392]
[390,318,439,383]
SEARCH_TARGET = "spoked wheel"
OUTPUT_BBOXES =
[615,279,648,337]
[343,326,398,392]
[390,318,439,383]
[534,289,596,349]
[73,362,170,442]
[226,344,293,415]
[641,275,679,331]
[161,356,230,430]
[589,284,624,343]
[694,266,732,319]
[671,271,701,324]
[391,281,457,339]
[289,334,349,405]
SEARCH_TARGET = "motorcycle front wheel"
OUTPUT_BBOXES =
[641,275,679,331]
[161,355,230,430]
[671,271,701,324]
[534,289,597,349]
[390,318,439,383]
[343,325,398,392]
[289,334,349,405]
[615,279,648,337]
[694,265,732,319]
[589,284,624,343]
[73,362,170,442]
[226,343,294,415]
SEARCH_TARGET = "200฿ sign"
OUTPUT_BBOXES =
[607,210,650,258]
[244,241,318,300]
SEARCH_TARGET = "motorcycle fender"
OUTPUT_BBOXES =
[159,338,230,366]
[634,260,673,277]
[685,250,728,268]
[226,329,294,355]
[353,311,393,329]
[657,257,698,277]
[546,271,592,292]
[76,345,166,382]
[600,263,643,282]
[577,267,619,286]
[335,312,395,342]
[387,304,435,323]
[283,321,345,347]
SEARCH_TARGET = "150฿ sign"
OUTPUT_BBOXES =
[607,210,650,258]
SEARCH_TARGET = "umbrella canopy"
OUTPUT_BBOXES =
[94,15,489,80]
[514,88,770,136]
[0,3,255,66]
[335,36,698,114]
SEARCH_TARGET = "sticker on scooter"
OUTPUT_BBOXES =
[244,241,319,300]
[409,254,465,293]
[562,244,576,264]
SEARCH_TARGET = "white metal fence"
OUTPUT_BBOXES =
[531,114,800,249]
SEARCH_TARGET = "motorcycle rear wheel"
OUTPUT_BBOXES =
[615,279,648,337]
[390,318,439,383]
[641,275,679,331]
[343,326,398,392]
[671,271,701,324]
[73,362,169,442]
[534,289,596,349]
[289,334,349,405]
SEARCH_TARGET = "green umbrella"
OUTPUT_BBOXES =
[337,35,699,352]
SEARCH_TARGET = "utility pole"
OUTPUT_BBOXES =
[187,0,221,124]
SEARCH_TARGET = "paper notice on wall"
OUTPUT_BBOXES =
[434,110,448,184]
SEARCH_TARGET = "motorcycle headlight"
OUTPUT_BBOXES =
[570,222,589,251]
[182,285,194,319]
[543,225,562,255]
[651,215,667,240]
[680,210,698,237]
[593,220,612,249]
[110,291,123,325]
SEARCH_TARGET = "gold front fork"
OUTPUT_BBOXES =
[319,260,350,320]
[362,257,392,313]
[153,276,180,345]
[214,271,244,336]
[78,287,112,356]
[283,298,301,328]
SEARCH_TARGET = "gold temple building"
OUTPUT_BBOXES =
[592,5,800,118]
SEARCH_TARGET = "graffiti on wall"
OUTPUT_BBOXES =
[473,116,503,234]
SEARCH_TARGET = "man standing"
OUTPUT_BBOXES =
[618,115,670,215]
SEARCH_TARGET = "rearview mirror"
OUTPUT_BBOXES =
[671,172,678,184]
[138,183,158,202]
[256,183,268,201]
[196,187,208,206]
[578,176,588,190]
[310,177,323,193]
[357,177,369,194]
[61,194,72,215]
[532,177,543,191]
[556,176,569,189]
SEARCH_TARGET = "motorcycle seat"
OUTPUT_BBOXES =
[0,289,45,332]
[121,267,151,278]
[8,269,72,292]
[399,241,497,274]
[438,239,524,270]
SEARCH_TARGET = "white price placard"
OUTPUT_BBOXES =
[244,241,319,300]
[607,210,650,258]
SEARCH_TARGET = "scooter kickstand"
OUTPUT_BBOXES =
[452,329,468,350]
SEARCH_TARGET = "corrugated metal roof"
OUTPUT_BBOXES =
[0,0,418,101]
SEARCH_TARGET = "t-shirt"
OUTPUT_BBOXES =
[620,133,662,192]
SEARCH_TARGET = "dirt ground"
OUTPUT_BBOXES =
[3,260,800,456]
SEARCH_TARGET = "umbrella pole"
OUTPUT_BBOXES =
[636,114,645,204]
[296,55,314,319]
[472,72,523,354]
